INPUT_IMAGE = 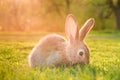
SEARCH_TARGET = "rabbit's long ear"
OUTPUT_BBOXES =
[65,14,79,44]
[79,18,95,41]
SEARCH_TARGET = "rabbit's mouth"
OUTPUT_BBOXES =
[69,60,78,65]
[69,61,82,65]
[81,62,89,65]
[70,61,86,66]
[80,60,89,65]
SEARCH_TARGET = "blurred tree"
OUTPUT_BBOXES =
[91,0,120,29]
[41,0,73,16]
[0,0,119,31]
[65,0,72,14]
[11,0,23,31]
[106,0,120,29]
[0,0,23,31]
[0,0,42,31]
[40,0,72,32]
[0,0,9,31]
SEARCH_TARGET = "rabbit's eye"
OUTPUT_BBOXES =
[79,51,83,56]
[78,50,85,56]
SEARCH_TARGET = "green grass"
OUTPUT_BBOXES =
[0,31,120,80]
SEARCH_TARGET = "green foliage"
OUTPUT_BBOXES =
[0,31,120,80]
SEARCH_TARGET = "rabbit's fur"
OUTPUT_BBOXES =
[28,14,95,67]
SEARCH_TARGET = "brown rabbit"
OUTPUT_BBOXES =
[28,14,95,67]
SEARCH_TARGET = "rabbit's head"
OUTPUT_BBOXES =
[65,14,95,65]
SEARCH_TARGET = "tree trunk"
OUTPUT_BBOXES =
[115,9,120,30]
[66,0,70,14]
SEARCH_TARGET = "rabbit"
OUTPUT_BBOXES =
[28,14,95,67]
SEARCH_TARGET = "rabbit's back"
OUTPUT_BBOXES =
[29,34,67,67]
[38,34,66,50]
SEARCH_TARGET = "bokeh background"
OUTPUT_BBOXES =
[0,0,120,32]
[0,1,120,80]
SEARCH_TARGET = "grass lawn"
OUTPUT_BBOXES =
[0,30,120,80]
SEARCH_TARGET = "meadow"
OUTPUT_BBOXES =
[0,30,120,80]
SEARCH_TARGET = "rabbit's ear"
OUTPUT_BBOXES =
[79,18,95,41]
[65,14,79,44]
